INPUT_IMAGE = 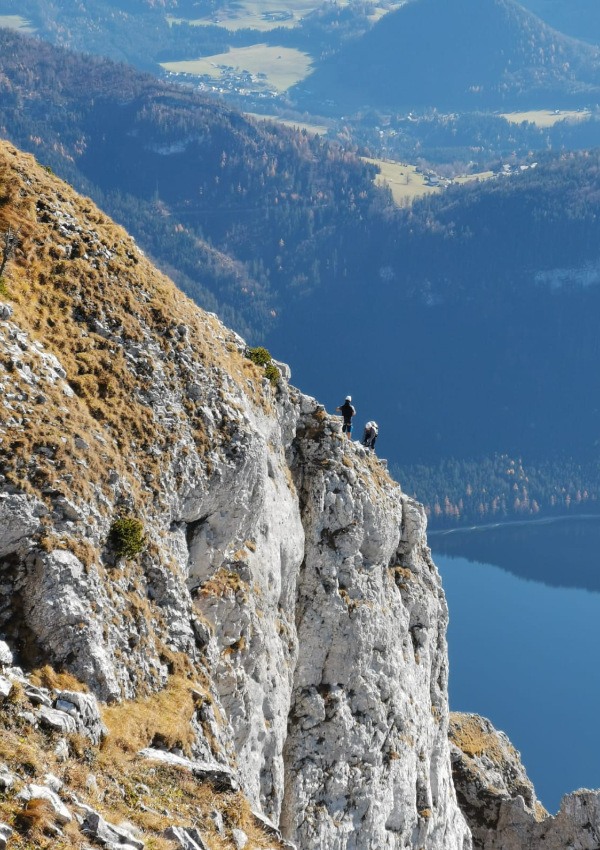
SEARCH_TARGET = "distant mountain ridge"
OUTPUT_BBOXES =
[294,0,600,113]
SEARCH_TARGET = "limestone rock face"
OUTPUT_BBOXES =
[0,493,44,558]
[186,386,305,820]
[449,713,544,849]
[281,410,471,850]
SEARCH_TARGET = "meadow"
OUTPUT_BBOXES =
[500,108,591,127]
[166,0,396,32]
[362,158,439,203]
[361,158,494,205]
[246,112,330,135]
[162,45,312,91]
[167,1,317,32]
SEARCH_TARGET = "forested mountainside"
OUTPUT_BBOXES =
[6,28,600,524]
[0,0,228,72]
[270,150,600,524]
[293,0,600,113]
[0,28,383,341]
[520,0,600,46]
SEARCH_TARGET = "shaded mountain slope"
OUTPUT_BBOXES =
[0,27,382,341]
[293,0,600,113]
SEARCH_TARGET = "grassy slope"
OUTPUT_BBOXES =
[0,142,265,507]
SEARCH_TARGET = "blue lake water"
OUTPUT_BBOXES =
[431,516,600,814]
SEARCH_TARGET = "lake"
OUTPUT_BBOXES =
[430,515,600,814]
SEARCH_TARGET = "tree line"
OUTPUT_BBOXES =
[395,454,600,528]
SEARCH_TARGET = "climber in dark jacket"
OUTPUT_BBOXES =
[336,395,356,439]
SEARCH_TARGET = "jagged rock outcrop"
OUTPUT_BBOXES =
[450,712,600,850]
[280,413,471,849]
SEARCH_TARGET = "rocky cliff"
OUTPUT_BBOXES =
[0,139,598,850]
[0,140,470,850]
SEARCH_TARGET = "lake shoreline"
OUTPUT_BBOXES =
[428,511,600,539]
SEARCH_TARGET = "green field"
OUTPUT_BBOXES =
[453,170,495,185]
[363,158,495,205]
[167,3,313,32]
[162,45,312,91]
[500,109,591,127]
[0,15,35,32]
[362,158,440,204]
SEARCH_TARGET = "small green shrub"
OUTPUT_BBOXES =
[0,276,8,298]
[246,346,281,386]
[109,516,145,560]
[246,346,271,367]
[264,362,280,386]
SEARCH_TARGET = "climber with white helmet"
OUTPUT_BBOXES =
[362,421,378,452]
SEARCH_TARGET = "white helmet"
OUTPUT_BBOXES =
[345,395,352,401]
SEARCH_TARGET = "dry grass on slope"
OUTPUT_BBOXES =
[449,712,513,762]
[0,141,272,513]
[449,712,548,821]
[0,142,291,849]
[0,674,284,850]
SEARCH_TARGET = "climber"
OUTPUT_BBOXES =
[362,421,378,452]
[336,395,356,439]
